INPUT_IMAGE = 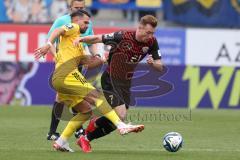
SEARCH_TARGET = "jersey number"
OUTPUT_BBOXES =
[129,55,142,63]
[109,95,114,105]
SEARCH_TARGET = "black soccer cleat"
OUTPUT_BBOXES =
[47,132,60,141]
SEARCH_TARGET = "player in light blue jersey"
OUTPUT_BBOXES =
[45,0,98,141]
[47,13,94,49]
[47,0,97,53]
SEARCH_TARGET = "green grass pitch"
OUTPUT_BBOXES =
[0,106,240,160]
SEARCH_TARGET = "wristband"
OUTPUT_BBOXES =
[47,41,53,47]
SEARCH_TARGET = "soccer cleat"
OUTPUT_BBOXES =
[76,135,92,153]
[123,122,144,133]
[85,117,98,135]
[118,124,144,135]
[47,132,60,141]
[74,128,85,139]
[53,142,74,152]
[128,123,145,133]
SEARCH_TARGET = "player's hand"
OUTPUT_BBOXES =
[34,44,51,59]
[103,52,109,62]
[147,55,154,65]
[80,55,104,69]
[73,37,84,47]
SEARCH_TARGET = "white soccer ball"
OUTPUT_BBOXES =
[163,132,183,152]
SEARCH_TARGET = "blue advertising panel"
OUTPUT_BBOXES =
[163,0,240,27]
[25,62,55,105]
[0,62,239,109]
[155,28,186,65]
[135,65,240,109]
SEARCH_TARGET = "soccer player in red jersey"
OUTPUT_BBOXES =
[73,15,163,153]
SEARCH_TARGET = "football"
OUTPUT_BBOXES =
[163,132,183,152]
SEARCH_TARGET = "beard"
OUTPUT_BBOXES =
[80,28,87,34]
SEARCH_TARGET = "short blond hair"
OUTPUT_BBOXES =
[140,15,158,28]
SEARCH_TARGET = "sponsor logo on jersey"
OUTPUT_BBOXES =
[142,47,149,53]
[65,24,73,29]
[104,33,114,39]
[158,50,162,57]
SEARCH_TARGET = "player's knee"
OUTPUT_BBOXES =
[88,90,101,99]
[80,109,93,115]
[73,100,92,114]
[84,90,101,106]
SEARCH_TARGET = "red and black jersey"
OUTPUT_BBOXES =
[102,31,161,81]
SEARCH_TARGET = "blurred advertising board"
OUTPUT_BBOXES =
[155,28,186,65]
[0,62,239,109]
[0,25,51,62]
[186,29,240,66]
[163,0,240,27]
[138,65,240,109]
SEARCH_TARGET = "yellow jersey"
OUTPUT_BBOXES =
[51,23,95,108]
[55,23,85,70]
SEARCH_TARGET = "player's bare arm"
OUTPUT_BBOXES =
[88,44,99,57]
[34,28,65,59]
[73,35,105,68]
[79,54,105,69]
[73,35,102,46]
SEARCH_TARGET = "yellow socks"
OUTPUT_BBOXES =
[61,112,91,140]
[104,110,121,126]
[94,95,121,126]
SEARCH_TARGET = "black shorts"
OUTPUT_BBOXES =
[101,71,131,109]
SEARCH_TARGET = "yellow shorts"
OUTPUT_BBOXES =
[52,68,95,108]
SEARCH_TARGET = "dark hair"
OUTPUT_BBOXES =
[70,9,91,18]
[70,0,85,6]
[139,15,158,28]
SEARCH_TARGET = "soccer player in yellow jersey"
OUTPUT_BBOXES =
[35,10,144,152]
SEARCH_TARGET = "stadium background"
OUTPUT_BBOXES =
[0,0,239,109]
[0,1,240,160]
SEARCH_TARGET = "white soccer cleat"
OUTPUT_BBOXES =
[53,141,74,152]
[117,123,144,135]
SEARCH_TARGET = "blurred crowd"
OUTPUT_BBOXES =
[2,0,159,23]
[4,0,67,23]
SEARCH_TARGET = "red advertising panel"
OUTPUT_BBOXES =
[0,24,51,61]
[0,24,131,62]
